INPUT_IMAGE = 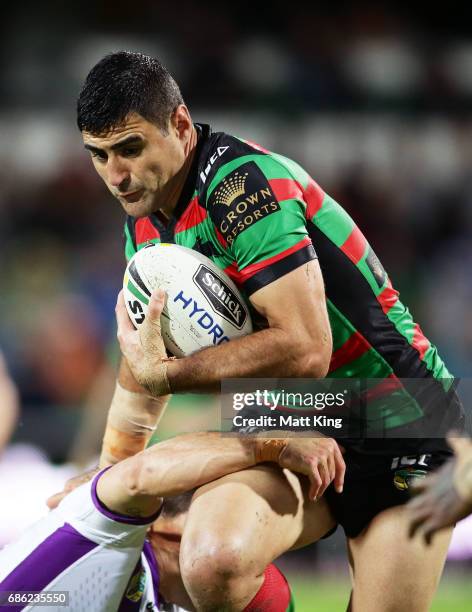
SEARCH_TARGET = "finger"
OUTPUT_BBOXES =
[309,466,323,501]
[115,290,135,336]
[409,476,434,496]
[327,452,336,485]
[146,289,166,326]
[408,506,433,539]
[422,518,443,546]
[46,491,66,510]
[64,476,87,492]
[317,457,330,497]
[333,445,346,493]
[140,290,167,354]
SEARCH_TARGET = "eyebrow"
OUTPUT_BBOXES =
[84,135,144,155]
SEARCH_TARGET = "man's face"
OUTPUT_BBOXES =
[150,509,187,553]
[82,111,188,218]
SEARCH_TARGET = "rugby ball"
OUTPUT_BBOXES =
[123,244,253,357]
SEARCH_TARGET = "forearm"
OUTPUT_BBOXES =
[132,430,341,499]
[97,431,345,515]
[99,358,170,467]
[134,432,260,497]
[166,327,325,394]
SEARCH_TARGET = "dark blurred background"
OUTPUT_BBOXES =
[0,3,472,608]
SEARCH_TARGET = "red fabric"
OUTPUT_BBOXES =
[377,279,399,315]
[244,564,291,612]
[340,225,368,264]
[269,178,304,203]
[244,138,271,153]
[328,330,371,373]
[303,179,325,219]
[135,217,160,244]
[174,196,206,233]
[364,373,402,402]
[234,237,313,282]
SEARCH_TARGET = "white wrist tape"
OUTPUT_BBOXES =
[100,382,167,467]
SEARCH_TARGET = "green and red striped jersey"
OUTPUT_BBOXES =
[124,124,456,430]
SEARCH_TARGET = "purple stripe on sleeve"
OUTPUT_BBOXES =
[92,468,162,525]
[142,541,160,607]
[0,523,97,611]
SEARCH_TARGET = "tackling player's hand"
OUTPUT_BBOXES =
[270,435,345,501]
[407,434,472,544]
[115,289,171,397]
[46,467,100,510]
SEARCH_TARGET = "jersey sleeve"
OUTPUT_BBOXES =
[56,469,160,547]
[206,156,317,295]
[124,216,137,262]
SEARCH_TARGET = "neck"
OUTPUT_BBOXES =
[158,125,198,220]
[153,541,195,611]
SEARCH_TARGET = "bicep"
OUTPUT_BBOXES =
[250,259,332,359]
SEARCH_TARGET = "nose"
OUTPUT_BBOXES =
[107,157,130,189]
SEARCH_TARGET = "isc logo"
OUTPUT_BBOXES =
[199,146,229,183]
[193,265,247,329]
[390,455,431,470]
[173,290,230,345]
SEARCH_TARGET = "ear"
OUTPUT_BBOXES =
[170,104,192,140]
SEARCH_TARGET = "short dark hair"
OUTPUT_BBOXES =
[77,51,184,134]
[161,489,196,518]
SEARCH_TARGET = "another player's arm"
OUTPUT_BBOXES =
[116,258,332,395]
[408,435,472,543]
[96,431,345,518]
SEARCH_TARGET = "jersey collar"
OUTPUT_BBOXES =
[171,123,211,222]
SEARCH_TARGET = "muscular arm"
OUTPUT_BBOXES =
[168,260,331,392]
[97,432,256,516]
[96,431,345,518]
[118,259,332,395]
[408,436,472,543]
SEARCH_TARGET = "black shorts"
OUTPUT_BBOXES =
[233,385,465,539]
[324,439,453,539]
[323,386,465,538]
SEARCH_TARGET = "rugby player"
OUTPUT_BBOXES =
[408,434,472,544]
[0,431,329,611]
[77,51,463,611]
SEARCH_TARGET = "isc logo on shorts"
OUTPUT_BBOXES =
[391,455,431,491]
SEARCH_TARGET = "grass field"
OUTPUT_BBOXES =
[285,574,472,611]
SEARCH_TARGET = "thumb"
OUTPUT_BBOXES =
[140,289,167,353]
[146,289,166,326]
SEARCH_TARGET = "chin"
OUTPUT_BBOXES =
[123,199,155,218]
